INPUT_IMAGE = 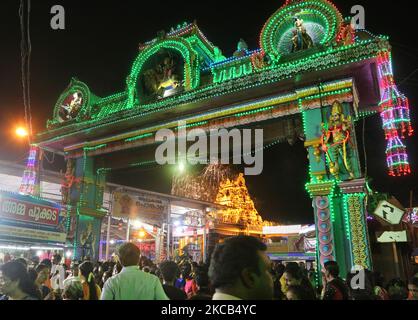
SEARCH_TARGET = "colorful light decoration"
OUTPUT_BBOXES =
[36,0,413,278]
[19,145,41,197]
[377,51,413,176]
[260,0,343,60]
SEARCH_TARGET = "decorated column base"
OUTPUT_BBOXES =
[340,179,373,270]
[306,181,337,270]
[307,179,373,278]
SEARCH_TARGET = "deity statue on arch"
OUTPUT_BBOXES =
[321,100,355,180]
[291,17,314,52]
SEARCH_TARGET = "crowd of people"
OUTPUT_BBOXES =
[1,236,417,300]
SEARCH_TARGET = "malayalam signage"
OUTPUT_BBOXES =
[113,191,168,225]
[0,191,67,243]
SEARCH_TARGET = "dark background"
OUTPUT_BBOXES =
[1,0,417,224]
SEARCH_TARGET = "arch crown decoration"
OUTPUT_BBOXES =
[127,37,200,106]
[260,0,343,61]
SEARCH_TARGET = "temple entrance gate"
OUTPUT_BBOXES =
[34,0,413,280]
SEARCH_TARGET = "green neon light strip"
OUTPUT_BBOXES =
[342,194,354,265]
[301,88,351,102]
[83,144,107,152]
[234,106,275,118]
[52,78,355,152]
[213,61,253,83]
[175,121,208,130]
[65,81,352,153]
[124,133,154,143]
[390,161,410,166]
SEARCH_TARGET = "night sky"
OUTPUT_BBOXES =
[1,0,417,224]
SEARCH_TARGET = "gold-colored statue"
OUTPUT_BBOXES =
[321,101,355,180]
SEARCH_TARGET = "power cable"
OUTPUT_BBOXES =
[27,0,33,138]
[19,0,33,143]
[398,68,418,87]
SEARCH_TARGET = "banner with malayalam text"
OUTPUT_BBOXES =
[0,191,67,243]
[112,191,168,225]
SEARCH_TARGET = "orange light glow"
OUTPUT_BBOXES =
[138,230,146,238]
[15,127,29,138]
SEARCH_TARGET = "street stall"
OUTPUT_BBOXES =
[263,225,317,266]
[99,184,221,263]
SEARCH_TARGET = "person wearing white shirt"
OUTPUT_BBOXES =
[101,243,168,300]
[50,254,65,291]
[63,261,81,288]
[209,236,274,300]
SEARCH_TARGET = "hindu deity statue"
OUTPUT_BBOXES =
[61,159,77,205]
[59,92,83,122]
[291,17,314,52]
[157,56,180,93]
[143,53,182,99]
[80,222,97,260]
[321,100,355,180]
[233,38,248,57]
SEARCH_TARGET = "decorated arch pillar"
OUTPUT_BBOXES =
[62,154,106,261]
[339,179,373,270]
[301,81,373,277]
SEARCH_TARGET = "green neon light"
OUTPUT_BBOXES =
[175,121,208,130]
[301,88,351,102]
[234,106,275,118]
[42,40,381,134]
[124,133,153,143]
[390,161,410,166]
[129,160,156,168]
[342,194,354,266]
[213,61,253,83]
[84,144,107,152]
[342,194,353,243]
[185,34,217,62]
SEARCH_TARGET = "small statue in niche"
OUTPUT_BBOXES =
[59,92,83,122]
[156,55,181,96]
[321,100,355,180]
[79,222,97,260]
[61,159,79,204]
[233,38,248,57]
[143,52,182,99]
[291,17,314,52]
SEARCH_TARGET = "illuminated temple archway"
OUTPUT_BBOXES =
[35,0,413,279]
